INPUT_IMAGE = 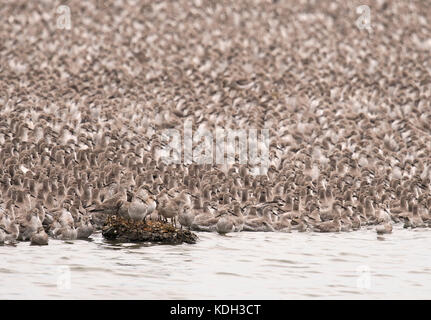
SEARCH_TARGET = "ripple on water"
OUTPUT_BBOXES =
[215,272,243,277]
[303,293,323,298]
[338,290,362,295]
[303,269,324,274]
[67,265,110,273]
[407,270,431,275]
[0,268,14,274]
[1,230,431,299]
[329,257,351,262]
[265,258,298,264]
[32,282,57,289]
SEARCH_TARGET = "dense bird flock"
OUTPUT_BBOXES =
[1,0,431,245]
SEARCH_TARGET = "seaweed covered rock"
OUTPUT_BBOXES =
[102,215,198,244]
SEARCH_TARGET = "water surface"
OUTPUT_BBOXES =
[1,225,430,299]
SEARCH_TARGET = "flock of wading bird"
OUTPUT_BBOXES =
[1,1,431,245]
[1,99,431,246]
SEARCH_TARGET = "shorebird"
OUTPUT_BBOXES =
[313,215,341,233]
[52,223,78,240]
[1,212,19,242]
[157,197,180,226]
[17,212,42,241]
[376,222,393,235]
[364,198,376,222]
[229,201,245,232]
[306,202,321,223]
[30,227,49,245]
[126,197,146,222]
[292,216,308,232]
[352,213,361,230]
[375,203,391,223]
[178,204,194,230]
[320,201,340,221]
[173,189,192,208]
[76,215,94,239]
[389,196,408,223]
[216,215,234,235]
[127,191,156,223]
[340,213,353,232]
[50,210,78,240]
[404,204,426,228]
[243,206,275,232]
[191,201,218,232]
[88,186,127,215]
[0,228,5,244]
[273,214,292,232]
[356,204,368,225]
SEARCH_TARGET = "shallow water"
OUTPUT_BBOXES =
[1,225,430,299]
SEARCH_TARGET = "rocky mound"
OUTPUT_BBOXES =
[102,215,198,244]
